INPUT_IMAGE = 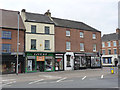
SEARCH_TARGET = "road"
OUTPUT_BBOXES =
[1,67,119,88]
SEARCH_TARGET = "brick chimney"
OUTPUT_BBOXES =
[44,10,51,17]
[116,28,120,34]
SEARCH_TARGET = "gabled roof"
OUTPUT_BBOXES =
[52,17,100,32]
[25,12,54,24]
[102,33,119,42]
[0,9,25,30]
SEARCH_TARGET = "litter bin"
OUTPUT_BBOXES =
[110,67,114,74]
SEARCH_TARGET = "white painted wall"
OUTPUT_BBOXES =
[64,52,74,70]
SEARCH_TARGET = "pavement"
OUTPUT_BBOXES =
[1,67,119,88]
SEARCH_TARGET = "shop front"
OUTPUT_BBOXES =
[74,53,86,70]
[25,52,55,73]
[54,53,64,71]
[2,55,25,74]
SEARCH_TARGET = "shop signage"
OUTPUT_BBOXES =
[32,53,48,56]
[75,54,85,56]
[55,54,64,56]
[27,56,35,59]
[45,56,53,59]
[57,59,62,62]
[37,56,45,61]
[55,56,63,58]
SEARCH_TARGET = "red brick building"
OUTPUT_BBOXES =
[0,9,25,74]
[101,28,120,66]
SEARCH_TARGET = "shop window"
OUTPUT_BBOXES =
[2,31,11,39]
[31,39,36,50]
[108,58,112,64]
[66,31,70,36]
[45,26,50,34]
[103,58,106,63]
[80,32,84,38]
[2,44,11,53]
[67,55,71,67]
[45,40,50,50]
[31,25,36,33]
[66,41,71,50]
[45,56,54,71]
[27,59,36,71]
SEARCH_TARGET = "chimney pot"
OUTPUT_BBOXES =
[21,9,26,12]
[44,9,51,17]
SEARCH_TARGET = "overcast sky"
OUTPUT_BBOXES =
[0,0,119,36]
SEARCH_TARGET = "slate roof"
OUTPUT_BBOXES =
[102,33,119,42]
[0,9,25,30]
[25,12,54,24]
[52,17,100,32]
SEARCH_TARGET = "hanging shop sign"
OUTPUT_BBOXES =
[37,56,45,61]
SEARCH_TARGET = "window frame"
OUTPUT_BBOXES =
[80,32,84,38]
[80,43,84,51]
[93,44,96,52]
[66,41,71,50]
[45,40,50,50]
[45,26,50,34]
[66,31,70,37]
[107,42,111,47]
[31,25,36,33]
[113,41,116,47]
[113,48,117,54]
[2,44,11,53]
[31,39,36,50]
[108,49,111,55]
[2,31,11,39]
[102,42,105,47]
[92,34,96,39]
[102,50,105,55]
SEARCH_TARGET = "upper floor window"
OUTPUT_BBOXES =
[2,44,11,53]
[31,25,36,33]
[66,31,70,36]
[114,49,117,54]
[2,31,11,39]
[66,41,71,50]
[113,41,116,46]
[80,32,84,38]
[45,40,50,50]
[108,42,111,47]
[80,43,84,51]
[93,44,96,52]
[108,49,111,55]
[92,34,96,39]
[119,40,120,46]
[31,39,36,50]
[102,42,105,47]
[45,26,50,34]
[102,50,105,55]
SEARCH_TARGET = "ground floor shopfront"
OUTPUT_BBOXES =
[2,54,25,74]
[25,52,65,73]
[102,55,118,66]
[74,53,101,70]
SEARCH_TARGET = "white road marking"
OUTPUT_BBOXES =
[2,81,16,86]
[101,75,104,79]
[82,76,86,80]
[56,77,67,82]
[28,79,44,85]
[2,79,15,82]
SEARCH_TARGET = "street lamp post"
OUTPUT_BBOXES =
[16,11,20,75]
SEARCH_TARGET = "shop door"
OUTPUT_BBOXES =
[39,61,44,72]
[55,58,63,71]
[86,56,91,68]
[74,56,80,70]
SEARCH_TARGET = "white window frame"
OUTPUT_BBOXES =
[113,41,116,46]
[119,40,120,46]
[80,43,84,51]
[66,31,70,36]
[102,49,105,55]
[66,42,71,50]
[93,44,96,52]
[102,42,105,47]
[107,42,111,47]
[113,48,117,54]
[80,32,84,38]
[92,34,96,39]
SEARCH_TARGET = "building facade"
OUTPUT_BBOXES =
[21,9,56,73]
[0,9,25,74]
[101,29,120,66]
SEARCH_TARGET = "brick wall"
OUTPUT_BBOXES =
[1,29,25,52]
[55,26,101,53]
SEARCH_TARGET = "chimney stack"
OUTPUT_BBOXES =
[44,10,51,17]
[21,9,26,12]
[116,28,120,34]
